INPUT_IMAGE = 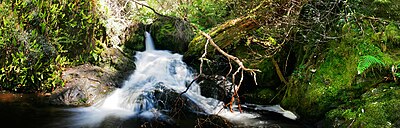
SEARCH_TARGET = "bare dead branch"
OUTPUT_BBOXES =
[199,31,261,82]
[271,57,289,85]
[180,39,210,95]
[131,0,177,19]
[392,65,397,83]
[196,30,262,113]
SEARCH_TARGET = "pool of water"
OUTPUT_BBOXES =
[0,92,309,128]
[0,92,72,128]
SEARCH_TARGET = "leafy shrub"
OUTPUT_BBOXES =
[357,55,385,74]
[0,0,104,92]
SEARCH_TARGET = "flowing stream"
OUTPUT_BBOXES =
[0,31,304,128]
[57,32,300,127]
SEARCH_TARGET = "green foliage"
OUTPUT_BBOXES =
[357,55,385,74]
[150,18,194,54]
[0,0,104,92]
[396,64,400,78]
[352,0,400,20]
[283,0,400,122]
[373,0,391,4]
[384,23,400,46]
[319,17,400,127]
[187,0,230,30]
[326,84,400,127]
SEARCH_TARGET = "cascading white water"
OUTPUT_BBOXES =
[145,32,155,51]
[66,32,297,127]
[65,32,222,127]
[94,32,224,115]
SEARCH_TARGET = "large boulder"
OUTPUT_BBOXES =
[49,64,119,106]
[282,8,400,127]
[150,17,195,54]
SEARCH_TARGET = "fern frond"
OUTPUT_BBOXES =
[395,73,400,78]
[357,55,385,74]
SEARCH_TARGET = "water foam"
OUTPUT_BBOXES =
[66,31,296,127]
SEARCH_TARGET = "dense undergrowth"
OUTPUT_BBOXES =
[0,0,250,92]
[0,0,104,92]
[1,0,400,127]
[281,0,400,127]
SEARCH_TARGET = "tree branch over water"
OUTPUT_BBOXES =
[198,30,260,112]
[131,0,179,20]
[185,0,309,112]
[133,0,308,113]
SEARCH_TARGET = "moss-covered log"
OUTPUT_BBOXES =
[184,0,309,86]
[185,0,308,59]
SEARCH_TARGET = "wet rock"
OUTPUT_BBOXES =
[197,75,232,102]
[241,88,278,105]
[195,115,233,128]
[49,45,137,106]
[153,84,206,115]
[99,48,135,73]
[150,17,195,54]
[49,64,118,106]
[99,114,178,128]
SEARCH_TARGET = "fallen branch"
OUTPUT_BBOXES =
[180,38,210,96]
[131,0,180,20]
[198,31,261,113]
[180,74,205,96]
[271,58,289,85]
[199,31,261,82]
[392,65,397,83]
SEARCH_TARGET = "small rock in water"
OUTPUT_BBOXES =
[45,93,51,96]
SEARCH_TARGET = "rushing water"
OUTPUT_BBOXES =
[58,32,300,127]
[0,32,304,128]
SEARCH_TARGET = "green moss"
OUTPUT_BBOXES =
[384,23,400,46]
[125,28,146,51]
[356,0,400,21]
[253,59,279,86]
[150,17,194,54]
[292,45,358,117]
[283,17,400,122]
[326,84,400,127]
[0,0,104,92]
[242,88,278,105]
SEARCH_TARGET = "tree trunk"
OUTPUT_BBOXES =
[185,0,309,60]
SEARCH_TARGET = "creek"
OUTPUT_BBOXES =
[0,32,306,128]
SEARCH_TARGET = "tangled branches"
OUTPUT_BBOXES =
[198,31,260,112]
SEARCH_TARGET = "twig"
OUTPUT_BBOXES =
[392,65,397,83]
[198,30,261,113]
[271,57,289,85]
[199,31,261,82]
[199,39,210,75]
[131,0,179,20]
[180,39,210,95]
[180,75,203,96]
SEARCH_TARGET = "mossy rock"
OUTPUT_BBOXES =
[357,0,400,21]
[242,88,278,105]
[326,83,400,127]
[282,16,400,125]
[150,17,194,54]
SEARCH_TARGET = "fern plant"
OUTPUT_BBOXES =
[357,55,385,74]
[395,64,400,78]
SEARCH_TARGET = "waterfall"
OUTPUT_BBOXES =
[65,32,221,127]
[145,32,155,51]
[65,32,297,127]
[94,31,221,114]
